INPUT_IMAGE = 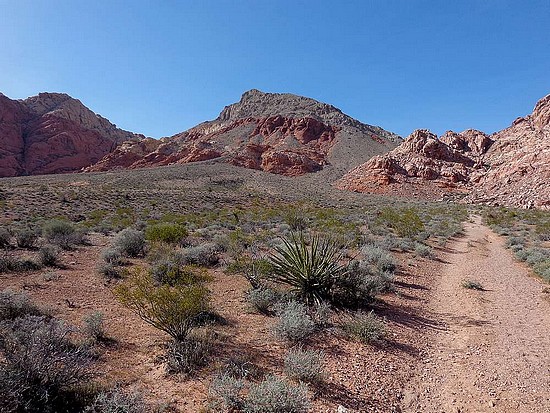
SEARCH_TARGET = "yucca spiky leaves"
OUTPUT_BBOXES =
[269,233,346,305]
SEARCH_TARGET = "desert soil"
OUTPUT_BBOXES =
[402,216,550,413]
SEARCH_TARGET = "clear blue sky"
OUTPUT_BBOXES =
[1,0,549,138]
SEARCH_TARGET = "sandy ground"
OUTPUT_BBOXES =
[402,217,550,413]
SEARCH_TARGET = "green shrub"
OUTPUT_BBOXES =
[145,222,188,244]
[414,242,433,258]
[114,269,210,341]
[42,219,84,250]
[39,244,61,267]
[150,259,210,286]
[269,233,346,305]
[361,244,396,273]
[166,333,214,376]
[243,375,310,413]
[274,301,315,343]
[284,347,324,383]
[332,260,391,307]
[14,227,39,249]
[378,207,425,238]
[113,228,146,257]
[246,287,281,314]
[343,311,386,344]
[0,289,44,321]
[101,247,125,266]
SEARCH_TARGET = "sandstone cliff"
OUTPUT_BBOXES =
[0,93,143,177]
[336,94,550,209]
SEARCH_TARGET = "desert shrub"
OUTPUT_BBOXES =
[166,333,214,376]
[113,228,146,257]
[269,233,346,305]
[101,247,125,266]
[0,315,92,412]
[243,375,310,413]
[114,269,210,341]
[332,260,392,307]
[220,354,263,380]
[150,252,210,286]
[414,242,433,258]
[42,219,84,250]
[0,255,41,273]
[246,287,281,314]
[506,236,525,248]
[14,227,39,249]
[274,301,315,343]
[145,222,188,244]
[284,347,324,383]
[0,289,44,321]
[84,388,146,413]
[83,311,106,342]
[39,244,61,267]
[98,262,122,280]
[378,207,425,238]
[177,242,220,267]
[0,227,11,248]
[208,373,245,411]
[361,244,396,273]
[461,279,484,290]
[343,311,386,344]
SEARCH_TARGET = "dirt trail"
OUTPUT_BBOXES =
[402,216,550,413]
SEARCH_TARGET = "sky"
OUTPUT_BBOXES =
[1,0,549,139]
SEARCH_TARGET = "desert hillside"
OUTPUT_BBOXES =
[85,89,401,177]
[336,94,550,209]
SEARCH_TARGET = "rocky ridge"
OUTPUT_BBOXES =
[86,89,401,176]
[336,94,550,209]
[0,93,143,176]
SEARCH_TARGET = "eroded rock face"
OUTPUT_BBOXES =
[0,92,142,177]
[86,89,400,176]
[336,94,550,209]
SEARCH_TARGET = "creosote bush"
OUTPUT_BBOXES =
[145,222,188,244]
[113,228,146,257]
[114,269,210,341]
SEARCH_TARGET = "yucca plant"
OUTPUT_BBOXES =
[269,233,346,305]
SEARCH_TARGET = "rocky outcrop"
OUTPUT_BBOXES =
[336,94,550,209]
[0,92,143,177]
[85,89,400,176]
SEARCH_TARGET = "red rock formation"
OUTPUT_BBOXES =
[85,90,399,176]
[0,92,142,177]
[336,94,550,209]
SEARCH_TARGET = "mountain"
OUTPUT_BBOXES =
[0,92,143,177]
[336,94,550,209]
[85,89,401,176]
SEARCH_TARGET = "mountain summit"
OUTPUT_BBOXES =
[86,89,400,176]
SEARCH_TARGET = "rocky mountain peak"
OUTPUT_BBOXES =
[531,93,550,130]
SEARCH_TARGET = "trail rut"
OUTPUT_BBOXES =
[402,217,550,413]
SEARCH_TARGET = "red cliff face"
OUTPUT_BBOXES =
[0,92,142,177]
[85,90,400,177]
[336,94,550,209]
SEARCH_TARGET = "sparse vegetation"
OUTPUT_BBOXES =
[461,279,484,290]
[113,228,146,257]
[145,222,188,244]
[343,311,386,344]
[243,375,310,413]
[284,347,325,383]
[273,301,316,343]
[42,219,84,249]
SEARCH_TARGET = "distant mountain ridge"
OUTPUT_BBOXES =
[0,92,143,176]
[85,89,401,176]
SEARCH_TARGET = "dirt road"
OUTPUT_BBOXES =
[402,217,550,413]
